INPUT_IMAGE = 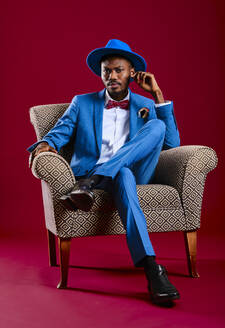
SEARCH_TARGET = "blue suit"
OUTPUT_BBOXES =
[28,88,180,266]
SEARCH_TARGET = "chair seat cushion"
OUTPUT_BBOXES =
[92,184,182,211]
[53,184,186,237]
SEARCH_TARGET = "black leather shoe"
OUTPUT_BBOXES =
[69,180,95,212]
[59,194,78,211]
[147,265,180,304]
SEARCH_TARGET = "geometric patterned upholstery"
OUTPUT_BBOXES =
[153,145,218,230]
[29,104,218,239]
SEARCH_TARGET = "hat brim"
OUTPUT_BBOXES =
[86,47,147,77]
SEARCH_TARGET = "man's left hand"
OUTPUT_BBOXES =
[131,71,165,104]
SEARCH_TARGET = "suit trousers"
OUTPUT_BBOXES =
[82,119,166,266]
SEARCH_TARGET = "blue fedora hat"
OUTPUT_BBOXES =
[86,39,147,76]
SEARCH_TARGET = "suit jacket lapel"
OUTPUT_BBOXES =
[94,89,105,154]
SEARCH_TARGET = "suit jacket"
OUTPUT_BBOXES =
[27,88,180,176]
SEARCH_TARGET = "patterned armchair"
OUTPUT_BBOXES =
[29,103,218,289]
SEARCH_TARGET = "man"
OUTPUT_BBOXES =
[28,39,180,305]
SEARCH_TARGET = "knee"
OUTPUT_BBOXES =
[116,167,133,180]
[114,167,135,187]
[149,118,166,132]
[147,119,166,140]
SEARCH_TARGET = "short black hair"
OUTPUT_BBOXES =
[100,54,134,67]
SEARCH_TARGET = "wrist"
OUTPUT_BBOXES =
[34,141,49,152]
[38,141,48,147]
[150,89,165,104]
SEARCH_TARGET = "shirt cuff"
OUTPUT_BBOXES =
[155,101,172,108]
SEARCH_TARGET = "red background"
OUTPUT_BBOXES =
[1,0,224,238]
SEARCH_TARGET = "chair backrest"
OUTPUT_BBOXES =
[29,103,73,163]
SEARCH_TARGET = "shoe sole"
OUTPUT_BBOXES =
[150,292,180,304]
[70,190,95,212]
[59,195,77,211]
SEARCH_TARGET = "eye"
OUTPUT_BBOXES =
[115,68,122,73]
[104,68,110,74]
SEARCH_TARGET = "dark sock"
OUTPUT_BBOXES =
[142,257,178,294]
[76,175,103,190]
[142,256,159,278]
[90,174,102,187]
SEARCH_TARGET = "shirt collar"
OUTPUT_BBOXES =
[105,89,130,106]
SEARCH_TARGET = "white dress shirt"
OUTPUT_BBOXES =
[96,90,130,164]
[96,89,170,164]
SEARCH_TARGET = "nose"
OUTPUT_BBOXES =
[109,70,117,80]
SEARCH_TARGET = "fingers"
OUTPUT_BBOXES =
[50,147,58,154]
[132,71,141,84]
[35,148,46,156]
[29,152,35,169]
[29,146,57,169]
[29,149,41,168]
[35,146,57,156]
[136,72,142,84]
[132,71,153,85]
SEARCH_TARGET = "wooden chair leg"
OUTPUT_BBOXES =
[47,230,57,267]
[57,237,71,289]
[183,230,200,278]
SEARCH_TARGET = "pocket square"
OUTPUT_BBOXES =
[138,107,149,118]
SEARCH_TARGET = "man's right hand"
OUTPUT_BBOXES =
[29,142,58,168]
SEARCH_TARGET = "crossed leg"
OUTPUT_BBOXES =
[93,119,166,184]
[70,118,180,303]
[92,119,166,265]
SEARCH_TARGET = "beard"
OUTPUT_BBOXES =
[106,77,130,100]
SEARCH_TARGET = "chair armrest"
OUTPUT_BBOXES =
[153,145,218,230]
[153,145,218,191]
[30,152,76,196]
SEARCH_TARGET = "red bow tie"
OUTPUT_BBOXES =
[106,99,129,110]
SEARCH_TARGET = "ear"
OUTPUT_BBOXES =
[130,68,135,77]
